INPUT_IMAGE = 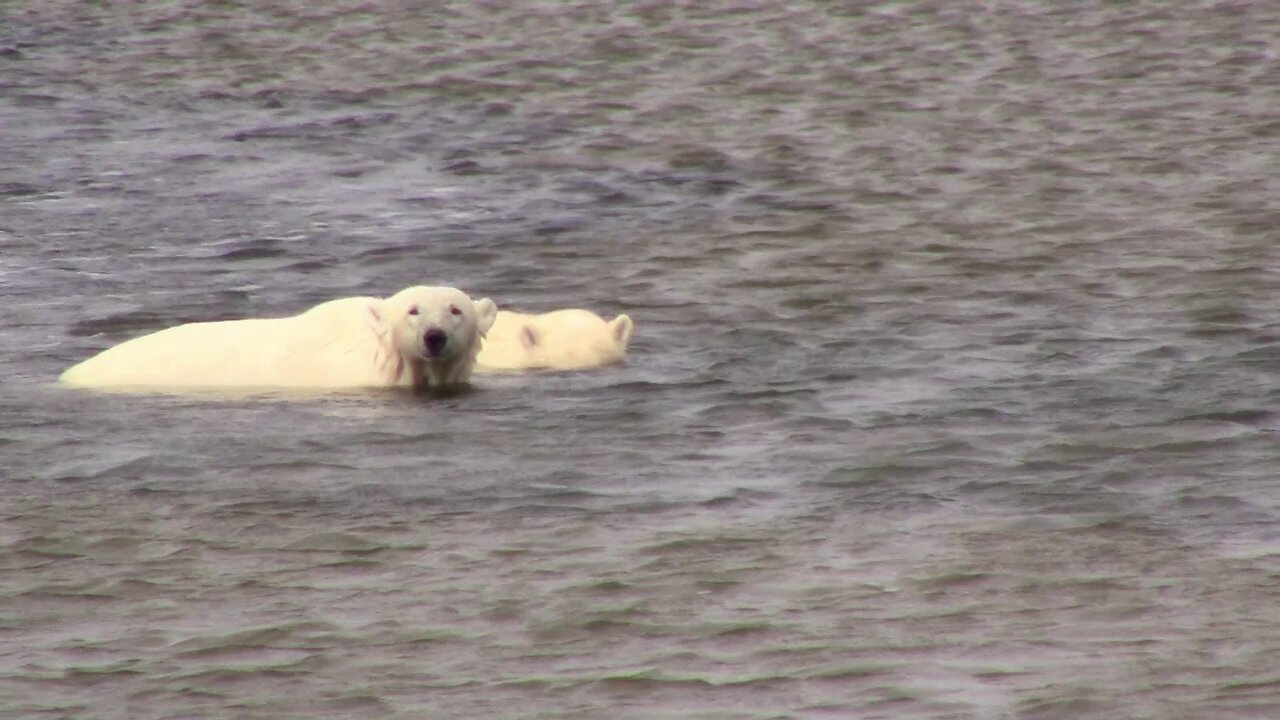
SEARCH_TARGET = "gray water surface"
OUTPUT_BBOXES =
[3,2,1280,718]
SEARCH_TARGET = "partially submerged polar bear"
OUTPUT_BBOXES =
[60,286,498,392]
[476,308,634,372]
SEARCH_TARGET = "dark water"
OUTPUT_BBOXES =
[4,1,1280,718]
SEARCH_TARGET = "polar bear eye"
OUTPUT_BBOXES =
[408,306,420,316]
[449,305,462,316]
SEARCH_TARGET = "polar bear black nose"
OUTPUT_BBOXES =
[424,328,448,356]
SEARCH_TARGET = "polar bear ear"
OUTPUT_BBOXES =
[473,298,498,335]
[520,325,538,349]
[609,314,634,350]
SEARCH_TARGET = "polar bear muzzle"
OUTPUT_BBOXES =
[424,328,449,357]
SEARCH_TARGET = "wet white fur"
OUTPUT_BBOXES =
[60,286,497,392]
[476,308,634,372]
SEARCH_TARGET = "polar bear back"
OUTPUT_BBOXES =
[60,297,388,389]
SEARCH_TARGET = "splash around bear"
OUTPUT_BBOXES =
[59,286,498,393]
[476,308,634,372]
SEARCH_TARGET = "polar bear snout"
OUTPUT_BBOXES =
[424,328,449,357]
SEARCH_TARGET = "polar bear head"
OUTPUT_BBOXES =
[377,286,497,388]
[490,308,634,370]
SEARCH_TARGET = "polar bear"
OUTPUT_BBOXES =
[475,308,634,372]
[59,286,498,392]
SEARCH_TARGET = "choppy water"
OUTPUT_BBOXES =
[3,1,1280,718]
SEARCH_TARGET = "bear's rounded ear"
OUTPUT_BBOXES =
[609,314,634,349]
[473,298,498,335]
